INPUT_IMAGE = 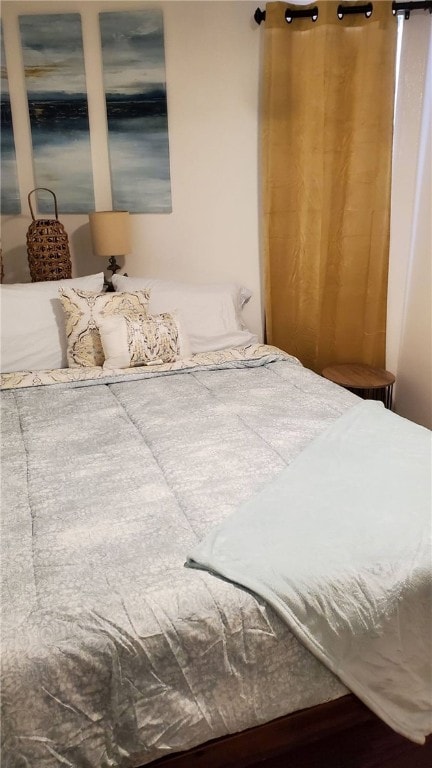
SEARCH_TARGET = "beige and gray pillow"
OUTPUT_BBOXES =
[59,288,150,367]
[98,310,191,369]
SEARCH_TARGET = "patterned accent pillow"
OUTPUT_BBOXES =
[97,311,191,369]
[59,288,150,367]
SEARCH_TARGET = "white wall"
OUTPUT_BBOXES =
[387,19,432,428]
[0,0,264,337]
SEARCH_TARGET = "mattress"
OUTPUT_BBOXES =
[1,345,357,767]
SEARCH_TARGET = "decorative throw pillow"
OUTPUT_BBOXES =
[97,310,191,369]
[59,288,150,367]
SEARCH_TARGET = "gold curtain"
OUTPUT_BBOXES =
[262,1,397,372]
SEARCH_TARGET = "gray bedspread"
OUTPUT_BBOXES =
[1,349,358,767]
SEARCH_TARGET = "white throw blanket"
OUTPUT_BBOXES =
[188,401,432,744]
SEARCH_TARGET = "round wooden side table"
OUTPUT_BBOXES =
[322,363,395,409]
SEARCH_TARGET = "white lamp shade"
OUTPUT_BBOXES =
[89,211,131,257]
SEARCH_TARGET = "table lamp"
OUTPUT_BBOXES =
[89,210,131,286]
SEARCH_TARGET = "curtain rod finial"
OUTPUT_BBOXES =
[254,8,266,25]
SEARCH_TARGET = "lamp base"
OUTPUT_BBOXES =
[104,257,128,292]
[107,255,121,276]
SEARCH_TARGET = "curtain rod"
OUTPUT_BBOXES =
[254,1,432,25]
[392,1,432,17]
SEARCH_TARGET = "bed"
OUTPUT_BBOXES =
[1,275,431,768]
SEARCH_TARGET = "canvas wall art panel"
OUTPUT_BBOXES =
[1,23,21,214]
[100,11,172,213]
[19,13,94,214]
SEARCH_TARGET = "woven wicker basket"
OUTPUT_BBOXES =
[26,188,72,282]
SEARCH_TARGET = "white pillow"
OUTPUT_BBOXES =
[98,310,191,369]
[111,275,257,353]
[0,273,104,373]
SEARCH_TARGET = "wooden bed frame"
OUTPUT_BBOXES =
[147,694,432,768]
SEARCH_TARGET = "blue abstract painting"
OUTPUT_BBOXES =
[19,13,94,214]
[100,11,172,213]
[1,23,21,214]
